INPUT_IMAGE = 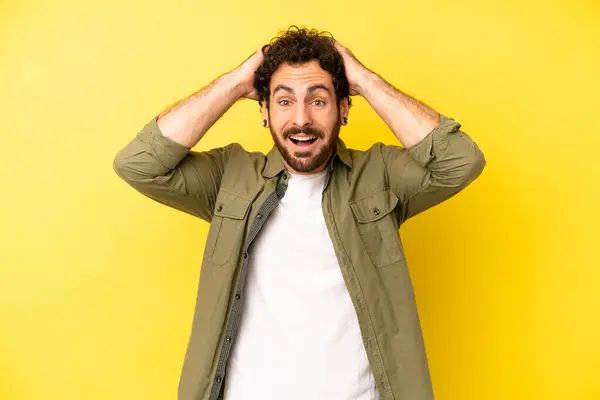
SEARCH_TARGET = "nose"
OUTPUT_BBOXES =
[291,102,312,129]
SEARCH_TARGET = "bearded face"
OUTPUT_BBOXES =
[269,111,341,173]
[262,60,348,175]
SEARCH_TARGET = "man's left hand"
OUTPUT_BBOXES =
[332,40,371,97]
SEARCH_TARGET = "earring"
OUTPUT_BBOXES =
[342,117,348,126]
[262,119,267,127]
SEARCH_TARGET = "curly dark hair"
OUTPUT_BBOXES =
[254,25,352,110]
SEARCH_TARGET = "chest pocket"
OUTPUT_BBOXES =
[203,190,252,266]
[349,188,405,268]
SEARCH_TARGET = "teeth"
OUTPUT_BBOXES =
[290,135,316,141]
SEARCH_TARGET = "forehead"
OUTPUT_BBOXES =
[270,60,333,95]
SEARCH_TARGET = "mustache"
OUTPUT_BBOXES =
[283,126,323,139]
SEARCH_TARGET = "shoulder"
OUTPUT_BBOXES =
[222,143,268,166]
[346,142,408,168]
[220,144,269,196]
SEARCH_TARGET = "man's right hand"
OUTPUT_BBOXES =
[233,48,266,101]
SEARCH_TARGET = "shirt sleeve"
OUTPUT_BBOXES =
[112,114,232,222]
[381,114,486,223]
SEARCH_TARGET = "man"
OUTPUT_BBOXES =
[113,26,485,400]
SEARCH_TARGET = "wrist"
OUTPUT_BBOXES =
[355,69,378,96]
[224,69,249,100]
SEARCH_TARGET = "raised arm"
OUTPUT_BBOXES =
[112,49,264,221]
[334,40,485,222]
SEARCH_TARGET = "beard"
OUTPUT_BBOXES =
[269,113,342,173]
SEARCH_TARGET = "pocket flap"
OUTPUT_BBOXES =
[213,190,252,220]
[350,189,399,223]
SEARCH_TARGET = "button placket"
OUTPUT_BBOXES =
[208,179,289,400]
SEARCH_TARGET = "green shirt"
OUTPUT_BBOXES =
[113,113,485,400]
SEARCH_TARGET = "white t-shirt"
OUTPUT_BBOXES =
[223,169,380,400]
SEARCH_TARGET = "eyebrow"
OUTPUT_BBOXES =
[272,84,332,96]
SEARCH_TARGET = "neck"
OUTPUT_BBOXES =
[284,161,328,175]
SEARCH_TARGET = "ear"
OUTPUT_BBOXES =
[340,98,349,120]
[261,101,269,127]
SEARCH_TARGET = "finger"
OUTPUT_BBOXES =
[261,44,272,55]
[332,39,344,51]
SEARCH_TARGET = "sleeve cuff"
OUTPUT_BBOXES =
[136,114,192,170]
[407,114,461,166]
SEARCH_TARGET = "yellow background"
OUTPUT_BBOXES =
[1,0,599,399]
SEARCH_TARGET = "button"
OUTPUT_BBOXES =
[215,376,222,383]
[373,207,380,215]
[235,293,241,300]
[216,205,223,212]
[243,252,248,259]
[226,336,232,342]
[257,212,262,219]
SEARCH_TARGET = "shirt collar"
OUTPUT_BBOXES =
[261,138,353,178]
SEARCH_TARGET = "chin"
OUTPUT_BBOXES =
[287,148,332,173]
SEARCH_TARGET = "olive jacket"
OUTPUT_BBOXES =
[113,113,486,400]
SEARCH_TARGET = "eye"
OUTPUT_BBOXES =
[312,100,325,106]
[278,100,291,106]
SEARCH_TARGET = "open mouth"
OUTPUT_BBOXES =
[289,136,318,148]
